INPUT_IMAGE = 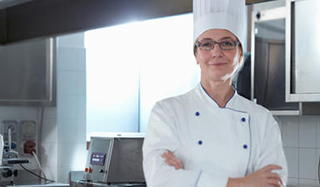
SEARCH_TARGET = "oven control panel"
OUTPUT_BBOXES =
[90,152,106,166]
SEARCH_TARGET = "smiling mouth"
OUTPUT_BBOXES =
[208,62,227,66]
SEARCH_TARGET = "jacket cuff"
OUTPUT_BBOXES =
[196,171,229,187]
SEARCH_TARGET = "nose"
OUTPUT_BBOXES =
[211,43,223,58]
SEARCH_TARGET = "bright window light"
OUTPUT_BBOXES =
[85,13,200,140]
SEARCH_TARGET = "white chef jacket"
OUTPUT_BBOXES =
[143,83,288,187]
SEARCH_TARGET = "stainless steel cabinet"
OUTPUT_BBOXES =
[286,0,320,102]
[0,38,55,106]
[249,0,320,115]
[251,2,300,115]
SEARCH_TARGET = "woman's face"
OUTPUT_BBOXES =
[195,29,243,82]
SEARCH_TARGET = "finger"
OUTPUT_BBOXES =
[163,152,180,166]
[165,151,184,169]
[266,172,280,179]
[262,164,282,172]
[167,152,181,162]
[161,151,173,159]
[168,155,183,167]
[266,172,283,185]
[164,156,183,169]
[161,152,167,158]
[164,158,177,166]
[267,178,282,187]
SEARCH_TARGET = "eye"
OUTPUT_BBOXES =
[200,41,214,49]
[220,40,234,47]
[199,40,214,50]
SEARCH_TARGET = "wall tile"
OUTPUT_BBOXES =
[57,71,78,95]
[299,148,317,179]
[0,106,21,119]
[19,107,38,119]
[57,95,77,120]
[77,96,86,121]
[41,118,58,143]
[58,143,74,168]
[287,178,299,186]
[58,33,85,48]
[43,107,57,119]
[40,143,58,167]
[58,142,86,169]
[315,117,320,149]
[77,49,86,71]
[77,119,86,143]
[57,167,73,183]
[58,119,78,143]
[42,166,58,182]
[299,178,319,186]
[284,147,299,178]
[57,47,78,71]
[299,117,317,148]
[281,116,299,148]
[70,143,87,170]
[78,72,86,97]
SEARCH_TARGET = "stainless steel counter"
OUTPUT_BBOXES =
[70,181,145,187]
[8,183,69,187]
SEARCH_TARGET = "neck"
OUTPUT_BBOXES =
[201,78,235,108]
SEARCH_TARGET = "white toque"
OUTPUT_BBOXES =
[193,0,245,47]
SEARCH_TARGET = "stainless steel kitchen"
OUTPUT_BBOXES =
[0,0,319,187]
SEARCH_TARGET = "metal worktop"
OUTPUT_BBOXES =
[8,183,69,187]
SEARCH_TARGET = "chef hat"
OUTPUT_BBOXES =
[193,0,245,47]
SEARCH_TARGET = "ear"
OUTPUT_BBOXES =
[194,52,200,65]
[238,53,244,64]
[237,46,244,64]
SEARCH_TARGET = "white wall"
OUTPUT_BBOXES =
[275,116,320,186]
[40,32,87,183]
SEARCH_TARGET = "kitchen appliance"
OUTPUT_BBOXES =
[83,135,145,185]
[0,128,29,186]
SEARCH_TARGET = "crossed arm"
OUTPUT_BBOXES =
[162,151,284,187]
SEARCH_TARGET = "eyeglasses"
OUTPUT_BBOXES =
[195,38,239,51]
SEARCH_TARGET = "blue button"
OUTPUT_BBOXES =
[243,144,248,149]
[241,117,246,122]
[11,143,16,149]
[198,140,203,145]
[195,112,200,116]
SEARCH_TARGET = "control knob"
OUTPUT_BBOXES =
[2,169,13,178]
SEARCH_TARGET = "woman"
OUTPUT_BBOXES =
[142,0,288,186]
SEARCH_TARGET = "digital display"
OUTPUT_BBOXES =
[90,152,106,166]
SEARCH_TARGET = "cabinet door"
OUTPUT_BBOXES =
[253,14,299,111]
[293,0,320,94]
[254,36,298,110]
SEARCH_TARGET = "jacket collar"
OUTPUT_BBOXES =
[197,83,238,109]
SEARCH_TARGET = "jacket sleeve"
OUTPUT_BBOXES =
[142,101,229,187]
[254,112,288,186]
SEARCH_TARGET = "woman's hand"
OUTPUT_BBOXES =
[161,151,184,170]
[227,164,283,187]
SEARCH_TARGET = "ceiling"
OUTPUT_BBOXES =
[0,0,274,45]
[0,0,271,9]
[0,0,33,9]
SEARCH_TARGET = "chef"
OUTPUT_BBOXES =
[142,0,288,186]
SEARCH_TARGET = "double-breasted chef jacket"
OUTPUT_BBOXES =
[143,83,288,187]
